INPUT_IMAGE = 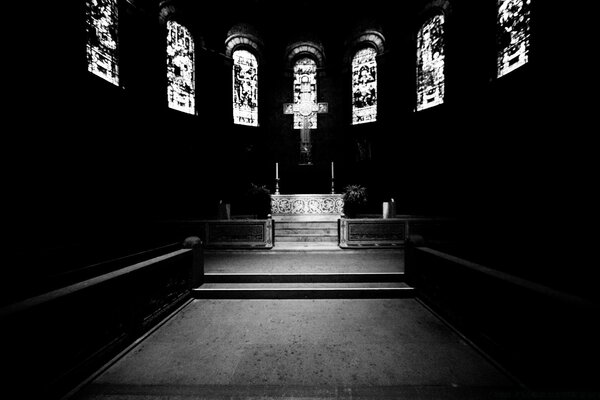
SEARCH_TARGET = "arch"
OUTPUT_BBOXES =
[225,23,264,63]
[85,0,120,86]
[346,27,384,125]
[497,0,532,78]
[159,1,205,47]
[158,0,177,25]
[416,0,452,23]
[166,20,196,114]
[345,29,385,64]
[285,41,325,69]
[226,24,262,126]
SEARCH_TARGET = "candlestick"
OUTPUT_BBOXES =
[330,161,335,194]
[275,162,280,195]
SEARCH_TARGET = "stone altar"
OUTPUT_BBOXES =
[271,194,344,216]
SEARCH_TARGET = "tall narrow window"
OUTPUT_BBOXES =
[497,0,531,78]
[86,0,119,86]
[232,50,258,126]
[293,58,318,129]
[416,14,445,111]
[352,47,378,125]
[166,21,195,115]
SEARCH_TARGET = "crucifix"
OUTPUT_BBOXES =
[283,75,328,165]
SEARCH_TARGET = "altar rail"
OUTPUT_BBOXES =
[0,239,203,400]
[405,240,600,390]
[339,216,454,248]
[159,219,273,249]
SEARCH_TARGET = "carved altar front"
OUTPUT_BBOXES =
[271,194,344,216]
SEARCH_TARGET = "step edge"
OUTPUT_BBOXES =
[193,287,414,291]
[205,272,405,276]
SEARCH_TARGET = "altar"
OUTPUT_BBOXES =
[271,194,344,216]
[270,194,343,245]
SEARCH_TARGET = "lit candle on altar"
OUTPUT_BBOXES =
[331,161,334,179]
[276,162,279,179]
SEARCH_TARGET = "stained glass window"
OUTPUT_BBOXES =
[232,50,258,126]
[86,0,119,86]
[352,47,378,125]
[166,21,195,115]
[416,14,445,111]
[497,0,531,78]
[293,58,318,129]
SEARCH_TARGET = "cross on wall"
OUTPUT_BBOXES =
[283,85,328,165]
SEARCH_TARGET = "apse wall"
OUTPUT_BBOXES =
[25,0,554,220]
[7,0,582,303]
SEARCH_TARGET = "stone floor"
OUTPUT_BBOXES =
[71,298,517,400]
[68,249,521,400]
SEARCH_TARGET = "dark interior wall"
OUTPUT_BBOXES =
[7,0,582,300]
[389,0,580,291]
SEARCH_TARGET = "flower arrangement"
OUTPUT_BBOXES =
[342,184,367,218]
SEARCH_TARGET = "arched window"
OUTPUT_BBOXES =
[497,0,531,78]
[86,0,119,86]
[352,47,378,125]
[416,14,445,111]
[293,58,318,129]
[166,21,195,115]
[232,50,258,126]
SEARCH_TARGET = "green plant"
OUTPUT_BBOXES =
[342,184,367,217]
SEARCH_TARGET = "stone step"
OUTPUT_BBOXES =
[275,227,337,234]
[275,229,338,236]
[272,215,340,222]
[204,272,406,284]
[275,236,338,242]
[270,243,343,251]
[275,222,338,229]
[192,282,414,299]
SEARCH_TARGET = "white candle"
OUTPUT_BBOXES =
[276,162,279,179]
[331,161,334,179]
